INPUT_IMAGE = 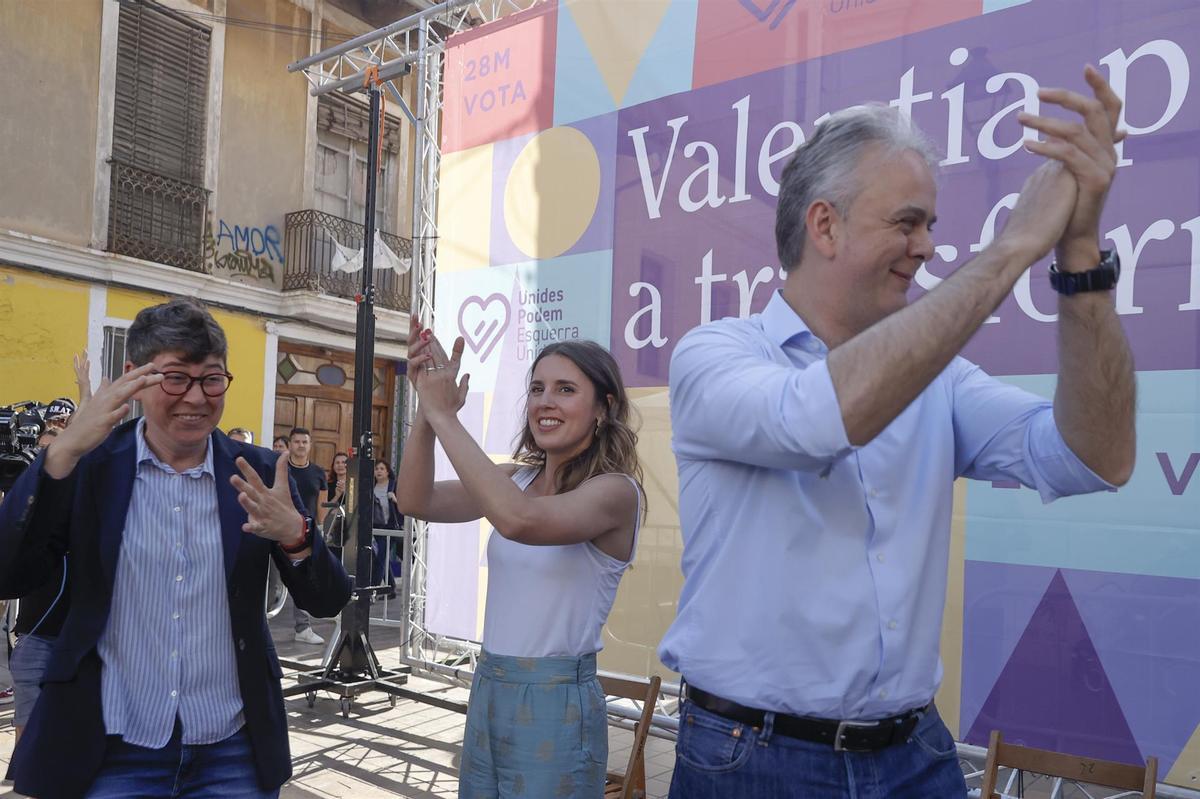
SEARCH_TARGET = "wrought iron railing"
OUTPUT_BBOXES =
[107,160,210,273]
[283,209,412,312]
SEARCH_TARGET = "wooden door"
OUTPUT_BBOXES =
[274,395,350,471]
[273,342,397,472]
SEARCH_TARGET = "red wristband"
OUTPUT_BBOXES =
[280,516,311,555]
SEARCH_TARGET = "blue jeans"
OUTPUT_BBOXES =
[668,701,967,799]
[10,633,56,727]
[85,725,279,798]
[371,534,396,591]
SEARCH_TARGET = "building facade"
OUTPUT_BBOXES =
[0,0,420,468]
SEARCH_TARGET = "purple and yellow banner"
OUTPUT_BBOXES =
[432,0,1200,783]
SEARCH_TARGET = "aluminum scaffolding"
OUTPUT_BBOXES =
[287,0,546,691]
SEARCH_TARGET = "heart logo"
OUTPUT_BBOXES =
[737,0,797,29]
[457,293,511,363]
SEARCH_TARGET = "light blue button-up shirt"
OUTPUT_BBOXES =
[659,290,1111,721]
[98,420,243,746]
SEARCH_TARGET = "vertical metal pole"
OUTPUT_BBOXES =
[400,17,429,664]
[341,84,382,672]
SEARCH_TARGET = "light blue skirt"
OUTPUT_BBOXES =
[459,650,608,798]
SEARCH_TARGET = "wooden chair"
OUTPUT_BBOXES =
[980,730,1157,798]
[600,673,662,799]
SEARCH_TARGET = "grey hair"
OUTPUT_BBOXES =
[126,297,228,366]
[775,103,940,272]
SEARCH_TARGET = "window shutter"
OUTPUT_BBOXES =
[317,94,402,154]
[107,0,211,271]
[112,0,210,180]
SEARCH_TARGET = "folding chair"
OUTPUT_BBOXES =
[600,673,662,799]
[980,730,1157,798]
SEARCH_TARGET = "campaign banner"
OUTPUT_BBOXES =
[433,0,1200,781]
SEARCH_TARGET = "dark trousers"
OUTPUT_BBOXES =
[84,724,278,799]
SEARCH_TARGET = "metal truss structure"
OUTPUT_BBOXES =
[289,0,546,688]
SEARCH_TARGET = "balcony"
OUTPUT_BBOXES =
[107,160,210,273]
[282,209,412,313]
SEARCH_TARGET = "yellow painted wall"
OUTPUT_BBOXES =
[210,0,312,290]
[105,288,266,440]
[0,267,91,406]
[210,308,267,441]
[0,1,102,245]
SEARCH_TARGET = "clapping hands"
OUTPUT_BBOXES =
[407,317,470,424]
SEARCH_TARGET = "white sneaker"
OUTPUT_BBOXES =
[294,628,325,645]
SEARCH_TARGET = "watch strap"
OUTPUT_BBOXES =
[280,516,312,554]
[1049,249,1119,295]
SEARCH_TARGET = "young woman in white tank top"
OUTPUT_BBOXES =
[397,319,644,799]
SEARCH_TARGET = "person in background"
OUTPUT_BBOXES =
[2,354,89,714]
[327,452,349,508]
[320,452,350,561]
[8,498,68,744]
[43,398,77,432]
[370,460,401,600]
[287,427,328,645]
[272,435,289,454]
[227,428,251,444]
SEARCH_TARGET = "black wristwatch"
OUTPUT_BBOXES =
[1049,249,1120,296]
[280,516,314,555]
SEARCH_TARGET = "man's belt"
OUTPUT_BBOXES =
[684,685,928,752]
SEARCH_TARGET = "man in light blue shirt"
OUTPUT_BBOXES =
[662,68,1136,798]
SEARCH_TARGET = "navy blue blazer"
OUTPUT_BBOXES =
[0,420,352,799]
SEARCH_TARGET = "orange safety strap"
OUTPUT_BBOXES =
[362,66,386,175]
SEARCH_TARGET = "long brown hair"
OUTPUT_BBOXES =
[512,340,644,505]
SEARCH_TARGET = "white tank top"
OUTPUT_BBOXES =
[481,467,642,658]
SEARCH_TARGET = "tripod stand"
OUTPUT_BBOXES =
[278,83,429,717]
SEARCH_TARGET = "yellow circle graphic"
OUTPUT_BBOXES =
[503,126,601,259]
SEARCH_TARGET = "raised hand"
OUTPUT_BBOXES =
[44,364,162,479]
[407,315,433,389]
[998,66,1124,269]
[73,350,93,405]
[1019,64,1124,269]
[408,333,470,424]
[998,161,1077,264]
[231,454,306,548]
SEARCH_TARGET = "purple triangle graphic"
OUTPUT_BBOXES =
[959,561,1057,737]
[1063,568,1200,776]
[965,571,1144,766]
